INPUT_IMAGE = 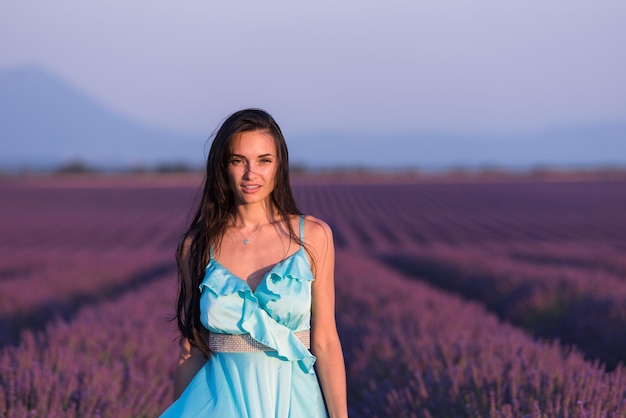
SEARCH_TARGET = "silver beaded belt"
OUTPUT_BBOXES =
[209,330,310,352]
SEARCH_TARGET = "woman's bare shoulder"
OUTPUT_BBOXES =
[302,215,333,247]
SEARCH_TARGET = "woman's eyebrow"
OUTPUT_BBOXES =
[231,153,275,158]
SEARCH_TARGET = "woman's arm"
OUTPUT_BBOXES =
[173,338,208,399]
[307,217,348,418]
[172,235,209,400]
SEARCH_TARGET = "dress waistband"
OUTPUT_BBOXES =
[209,330,310,352]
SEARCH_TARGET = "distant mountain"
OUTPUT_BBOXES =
[1,66,624,171]
[0,66,204,170]
[288,124,626,170]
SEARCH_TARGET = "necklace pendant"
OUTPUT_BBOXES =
[243,239,250,245]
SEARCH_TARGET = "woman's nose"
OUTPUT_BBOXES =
[243,164,258,178]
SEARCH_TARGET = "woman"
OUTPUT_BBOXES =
[160,109,348,417]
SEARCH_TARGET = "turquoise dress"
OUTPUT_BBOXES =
[160,216,328,418]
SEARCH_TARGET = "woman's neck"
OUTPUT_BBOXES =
[231,202,278,228]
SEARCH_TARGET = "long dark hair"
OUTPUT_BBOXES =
[175,108,302,355]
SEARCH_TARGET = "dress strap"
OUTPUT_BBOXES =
[299,215,305,248]
[209,247,214,259]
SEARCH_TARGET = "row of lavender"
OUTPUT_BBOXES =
[0,272,178,417]
[0,183,195,346]
[294,181,626,369]
[5,178,623,274]
[294,181,626,257]
[334,250,625,417]
[0,179,189,416]
[1,250,624,417]
[378,245,626,370]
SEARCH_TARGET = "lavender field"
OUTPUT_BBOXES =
[1,173,625,417]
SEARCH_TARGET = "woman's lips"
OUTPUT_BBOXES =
[242,184,261,193]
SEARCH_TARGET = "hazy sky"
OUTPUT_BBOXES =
[1,1,625,140]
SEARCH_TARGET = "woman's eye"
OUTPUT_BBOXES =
[230,159,243,165]
[260,159,273,164]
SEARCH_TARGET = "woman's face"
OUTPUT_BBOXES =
[227,129,278,207]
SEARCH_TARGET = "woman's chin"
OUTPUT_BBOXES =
[234,195,271,207]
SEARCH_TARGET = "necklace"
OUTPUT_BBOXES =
[235,224,263,245]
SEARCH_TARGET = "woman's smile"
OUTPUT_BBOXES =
[241,184,261,193]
